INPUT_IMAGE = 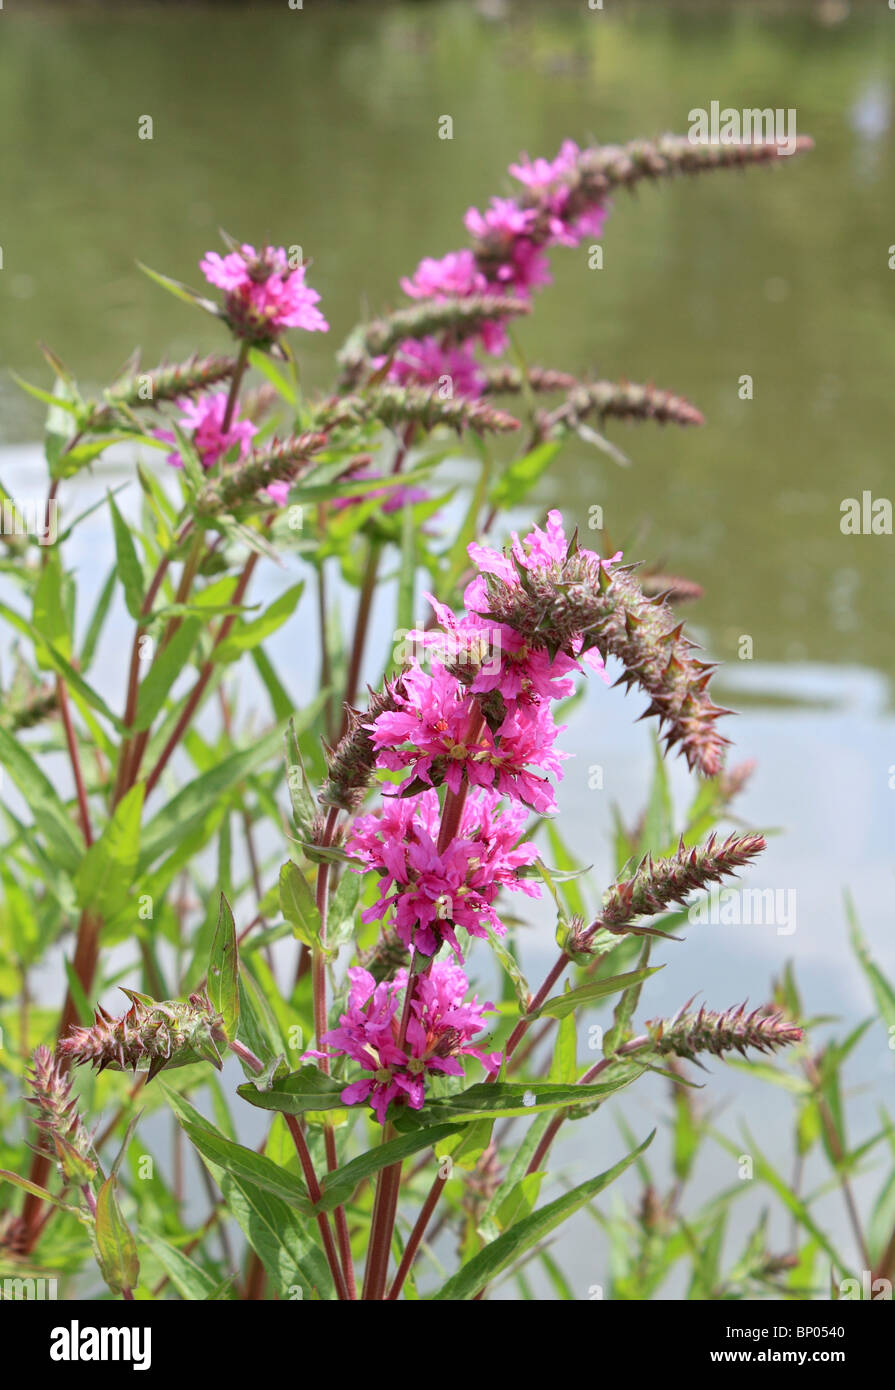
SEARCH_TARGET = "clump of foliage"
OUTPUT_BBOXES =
[4,132,874,1304]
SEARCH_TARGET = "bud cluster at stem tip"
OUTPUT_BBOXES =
[58,989,228,1083]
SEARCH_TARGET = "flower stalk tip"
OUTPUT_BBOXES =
[26,1046,96,1181]
[595,832,766,936]
[58,989,228,1083]
[646,1001,803,1064]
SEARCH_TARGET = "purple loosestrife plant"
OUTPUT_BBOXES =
[0,133,843,1304]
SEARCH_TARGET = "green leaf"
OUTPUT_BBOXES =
[0,1170,86,1220]
[715,1125,847,1270]
[45,376,81,478]
[132,618,201,732]
[396,507,416,634]
[284,720,317,841]
[326,870,360,954]
[108,493,145,621]
[316,1124,464,1212]
[847,895,895,1037]
[638,735,674,859]
[603,940,653,1056]
[32,550,72,660]
[488,932,530,1012]
[495,1171,544,1232]
[0,726,83,873]
[161,1085,333,1298]
[549,1005,578,1085]
[11,372,80,412]
[138,728,283,870]
[489,441,562,509]
[535,965,662,1021]
[141,1231,220,1300]
[431,1131,655,1300]
[255,649,295,723]
[396,1069,645,1127]
[279,860,322,949]
[249,348,298,406]
[221,1174,333,1299]
[236,966,282,1066]
[137,261,223,319]
[62,957,94,1026]
[212,582,305,664]
[236,1064,345,1116]
[75,783,144,921]
[80,566,117,671]
[179,1119,311,1214]
[95,1177,140,1294]
[38,641,125,730]
[208,893,239,1041]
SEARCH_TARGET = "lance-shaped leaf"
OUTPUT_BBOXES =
[162,1086,333,1298]
[533,965,662,1021]
[0,727,84,874]
[95,1177,140,1295]
[236,1063,345,1116]
[207,893,239,1041]
[284,718,317,840]
[315,1124,464,1212]
[431,1131,655,1300]
[178,1118,312,1214]
[393,1068,645,1128]
[108,492,145,621]
[279,861,321,949]
[75,783,144,922]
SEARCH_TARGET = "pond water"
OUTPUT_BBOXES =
[2,1,894,1297]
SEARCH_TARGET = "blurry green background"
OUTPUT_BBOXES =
[1,0,893,1295]
[3,0,894,672]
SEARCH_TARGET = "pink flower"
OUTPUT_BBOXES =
[400,249,487,301]
[367,661,566,813]
[508,140,582,192]
[465,510,622,685]
[200,243,328,344]
[410,595,581,706]
[366,663,480,796]
[310,963,499,1123]
[383,337,486,399]
[154,393,256,471]
[464,198,552,300]
[347,787,539,958]
[264,481,290,507]
[399,248,506,356]
[464,198,538,243]
[508,141,610,247]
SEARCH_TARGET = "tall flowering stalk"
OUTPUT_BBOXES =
[0,130,820,1305]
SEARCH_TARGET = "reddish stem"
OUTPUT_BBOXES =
[56,677,93,846]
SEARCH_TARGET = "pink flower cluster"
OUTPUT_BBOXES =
[200,243,329,344]
[153,394,290,506]
[312,962,500,1123]
[367,661,567,816]
[391,140,610,384]
[347,787,539,958]
[155,393,255,471]
[348,511,619,962]
[366,507,618,806]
